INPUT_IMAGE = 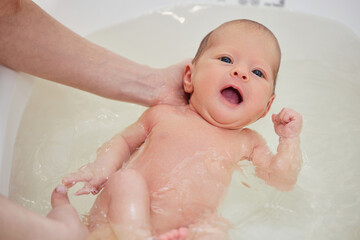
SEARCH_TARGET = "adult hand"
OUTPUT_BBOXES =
[153,59,192,106]
[47,185,89,240]
[0,185,88,240]
[0,0,190,108]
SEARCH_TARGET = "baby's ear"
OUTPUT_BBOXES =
[183,64,194,93]
[260,94,276,118]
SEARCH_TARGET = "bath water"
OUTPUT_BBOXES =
[10,4,360,239]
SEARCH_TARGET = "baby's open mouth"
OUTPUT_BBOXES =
[221,87,243,105]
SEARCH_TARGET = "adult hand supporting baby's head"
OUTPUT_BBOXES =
[151,59,192,106]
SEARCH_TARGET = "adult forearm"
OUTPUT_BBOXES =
[0,0,161,105]
[0,195,62,240]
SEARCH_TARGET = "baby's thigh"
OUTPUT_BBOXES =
[89,169,151,230]
[106,169,150,215]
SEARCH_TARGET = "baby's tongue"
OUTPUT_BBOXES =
[221,88,241,104]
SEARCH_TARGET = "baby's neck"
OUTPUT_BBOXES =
[180,104,245,132]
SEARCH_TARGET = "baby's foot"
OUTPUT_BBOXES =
[158,227,188,240]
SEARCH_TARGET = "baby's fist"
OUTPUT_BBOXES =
[272,108,302,138]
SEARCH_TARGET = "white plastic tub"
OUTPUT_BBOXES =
[0,0,359,239]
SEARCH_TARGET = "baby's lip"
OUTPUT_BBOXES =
[220,85,243,105]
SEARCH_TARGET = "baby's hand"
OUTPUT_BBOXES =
[272,108,302,138]
[62,163,113,195]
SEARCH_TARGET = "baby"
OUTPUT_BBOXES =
[63,19,302,240]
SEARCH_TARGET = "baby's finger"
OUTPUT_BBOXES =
[278,108,287,119]
[278,109,294,124]
[74,183,98,196]
[74,187,90,196]
[272,113,279,123]
[62,176,77,188]
[62,172,93,188]
[282,111,293,124]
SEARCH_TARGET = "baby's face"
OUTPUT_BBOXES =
[184,24,280,129]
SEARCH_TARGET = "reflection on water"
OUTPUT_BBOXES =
[10,4,360,240]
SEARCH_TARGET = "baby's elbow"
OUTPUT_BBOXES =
[275,181,296,192]
[268,173,298,192]
[256,164,300,192]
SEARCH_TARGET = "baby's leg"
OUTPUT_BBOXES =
[88,169,152,240]
[158,227,188,240]
[187,213,230,240]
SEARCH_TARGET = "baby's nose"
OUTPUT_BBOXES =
[231,69,248,81]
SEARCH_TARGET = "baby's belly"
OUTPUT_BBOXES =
[149,177,225,233]
[136,150,234,233]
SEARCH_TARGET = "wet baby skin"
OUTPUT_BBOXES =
[63,20,303,240]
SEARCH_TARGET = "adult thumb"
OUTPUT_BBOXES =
[51,184,70,208]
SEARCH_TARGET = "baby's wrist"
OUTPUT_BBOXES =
[276,130,301,139]
[279,135,300,144]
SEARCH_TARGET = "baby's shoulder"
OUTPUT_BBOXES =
[238,128,265,143]
[141,104,180,122]
[242,128,268,149]
[145,104,179,115]
[237,128,256,136]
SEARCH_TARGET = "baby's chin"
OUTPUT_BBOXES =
[189,99,250,130]
[200,111,247,130]
[212,121,246,130]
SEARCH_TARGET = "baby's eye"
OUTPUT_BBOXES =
[219,56,232,64]
[252,69,264,78]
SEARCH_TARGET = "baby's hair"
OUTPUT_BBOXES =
[192,19,281,92]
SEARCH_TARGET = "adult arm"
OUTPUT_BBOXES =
[0,0,188,106]
[0,185,88,240]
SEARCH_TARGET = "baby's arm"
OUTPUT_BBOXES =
[250,108,303,191]
[63,114,150,195]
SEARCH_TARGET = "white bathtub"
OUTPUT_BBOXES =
[1,0,359,196]
[1,0,359,239]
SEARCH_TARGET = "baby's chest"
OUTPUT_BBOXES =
[154,116,227,145]
[150,120,252,162]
